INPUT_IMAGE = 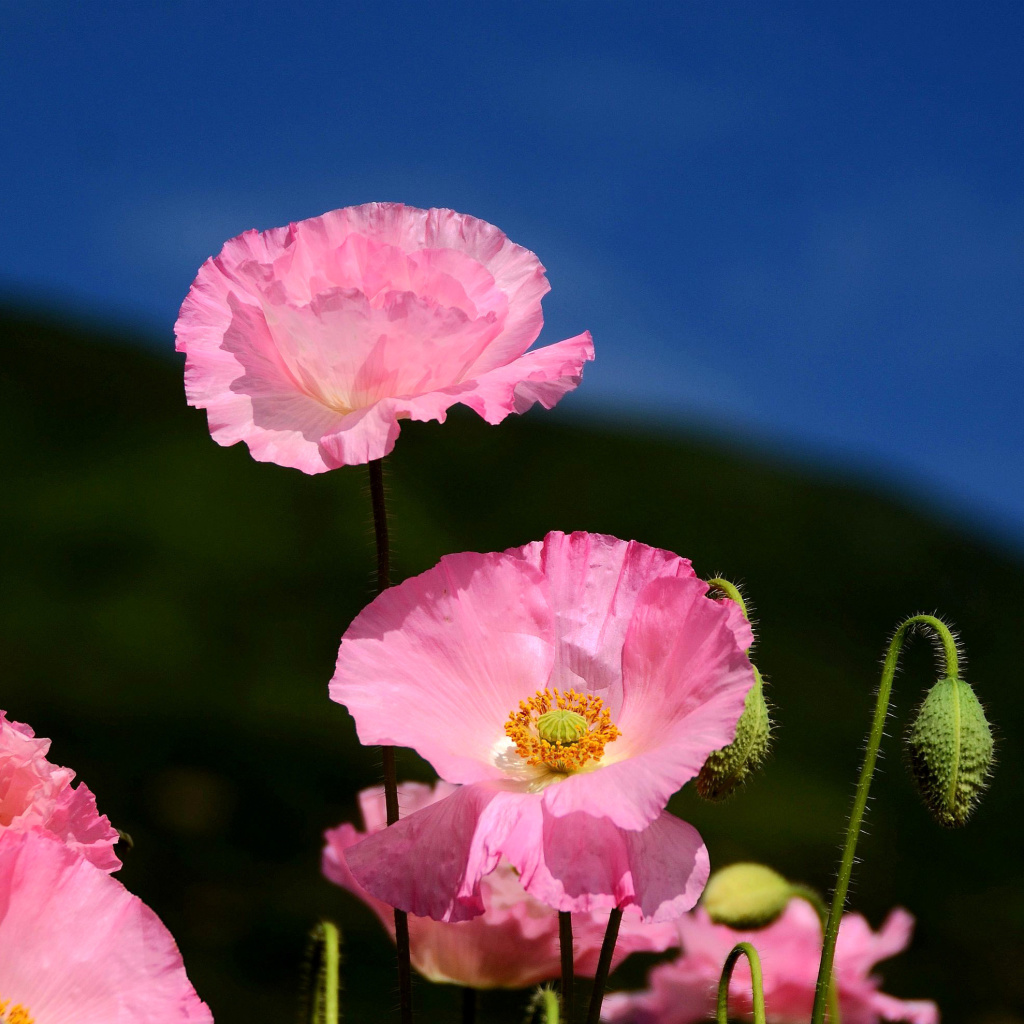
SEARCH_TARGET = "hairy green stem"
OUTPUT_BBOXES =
[809,614,958,1024]
[716,942,766,1024]
[306,921,341,1024]
[559,911,575,1023]
[367,458,412,1024]
[706,578,749,621]
[585,908,622,1024]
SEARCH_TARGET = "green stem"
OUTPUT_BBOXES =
[716,942,766,1024]
[706,578,749,620]
[809,614,958,1024]
[307,921,341,1024]
[559,911,575,1024]
[789,886,841,1024]
[585,908,622,1024]
[367,458,412,1024]
[541,987,561,1024]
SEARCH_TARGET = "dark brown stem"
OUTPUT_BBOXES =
[559,911,575,1023]
[461,987,478,1024]
[367,458,411,1024]
[585,908,622,1024]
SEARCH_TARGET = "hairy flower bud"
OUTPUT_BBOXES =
[696,667,771,801]
[702,862,792,929]
[905,676,994,828]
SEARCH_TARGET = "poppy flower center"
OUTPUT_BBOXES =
[505,688,620,773]
[0,996,34,1024]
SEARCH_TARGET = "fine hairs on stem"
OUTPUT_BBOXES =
[717,942,766,1024]
[809,615,960,1024]
[367,458,413,1024]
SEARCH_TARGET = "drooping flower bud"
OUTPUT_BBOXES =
[696,667,771,801]
[702,862,793,929]
[905,676,994,828]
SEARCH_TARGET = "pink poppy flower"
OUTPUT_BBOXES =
[602,900,938,1024]
[0,710,119,872]
[324,781,679,988]
[330,531,755,923]
[0,830,212,1023]
[175,203,594,473]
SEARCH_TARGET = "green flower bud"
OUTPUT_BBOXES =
[906,676,994,828]
[536,708,588,746]
[696,667,771,801]
[702,862,792,929]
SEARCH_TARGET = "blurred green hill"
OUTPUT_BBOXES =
[1,307,1021,1023]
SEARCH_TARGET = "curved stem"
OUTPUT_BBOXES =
[367,458,412,1024]
[559,911,575,1024]
[706,578,749,621]
[809,614,958,1024]
[585,908,622,1024]
[716,942,765,1024]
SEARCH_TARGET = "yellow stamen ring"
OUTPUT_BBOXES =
[505,688,619,773]
[0,996,35,1024]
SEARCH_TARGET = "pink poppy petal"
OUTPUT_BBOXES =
[867,993,939,1024]
[539,575,754,830]
[0,831,211,1023]
[325,782,676,989]
[345,784,529,923]
[514,532,695,702]
[175,204,577,473]
[504,802,708,921]
[331,552,554,783]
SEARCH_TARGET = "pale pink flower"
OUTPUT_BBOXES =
[175,203,594,473]
[0,830,212,1023]
[602,900,938,1024]
[324,781,679,988]
[331,531,754,923]
[0,710,119,871]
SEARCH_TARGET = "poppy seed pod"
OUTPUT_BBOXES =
[696,667,771,801]
[702,862,793,929]
[905,676,994,828]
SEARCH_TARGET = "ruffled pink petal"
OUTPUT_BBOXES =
[406,331,595,426]
[46,781,122,872]
[866,992,939,1024]
[344,783,521,923]
[348,783,708,924]
[0,830,211,1023]
[0,711,120,872]
[326,781,678,988]
[504,801,709,921]
[175,203,571,474]
[330,552,554,783]
[513,532,696,700]
[541,575,754,830]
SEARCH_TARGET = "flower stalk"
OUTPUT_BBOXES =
[367,458,412,1024]
[809,615,961,1024]
[304,921,342,1024]
[560,911,575,1023]
[585,907,623,1024]
[716,941,766,1024]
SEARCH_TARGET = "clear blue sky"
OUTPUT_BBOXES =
[2,2,1022,546]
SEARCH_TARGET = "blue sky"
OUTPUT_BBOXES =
[2,1,1022,546]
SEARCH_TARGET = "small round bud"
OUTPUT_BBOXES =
[536,708,587,746]
[696,668,771,801]
[906,676,994,828]
[702,862,792,929]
